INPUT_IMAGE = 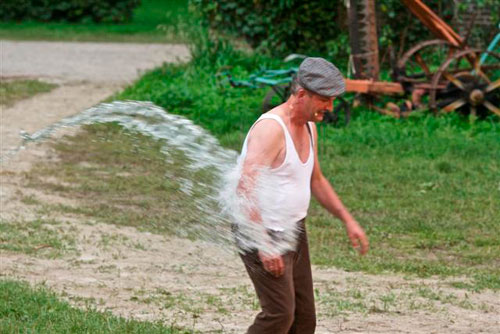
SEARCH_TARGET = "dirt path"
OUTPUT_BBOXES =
[1,40,190,158]
[1,41,499,333]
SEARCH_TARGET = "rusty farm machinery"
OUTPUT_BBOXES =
[349,0,499,119]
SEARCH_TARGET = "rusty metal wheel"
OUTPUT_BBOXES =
[395,39,458,88]
[429,49,500,118]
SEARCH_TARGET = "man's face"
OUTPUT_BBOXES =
[303,91,335,122]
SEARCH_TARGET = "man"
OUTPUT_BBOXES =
[236,57,369,334]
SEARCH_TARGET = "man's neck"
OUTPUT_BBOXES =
[282,99,308,128]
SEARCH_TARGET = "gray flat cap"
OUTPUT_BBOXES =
[297,57,345,97]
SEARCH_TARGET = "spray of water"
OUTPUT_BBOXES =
[3,101,301,256]
[220,164,301,255]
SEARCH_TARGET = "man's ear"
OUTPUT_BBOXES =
[296,88,307,99]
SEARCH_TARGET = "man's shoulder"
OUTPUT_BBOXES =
[246,116,285,152]
[249,115,284,138]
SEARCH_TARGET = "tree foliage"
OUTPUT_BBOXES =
[0,0,141,23]
[193,0,346,57]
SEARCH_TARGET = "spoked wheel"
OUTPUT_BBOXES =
[429,49,500,118]
[395,40,459,89]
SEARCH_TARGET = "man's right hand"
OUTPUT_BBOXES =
[258,251,284,277]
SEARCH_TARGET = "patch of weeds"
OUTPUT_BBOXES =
[131,241,147,251]
[131,288,202,315]
[471,272,500,291]
[407,298,435,311]
[449,281,475,290]
[455,298,475,310]
[219,285,260,311]
[98,232,129,249]
[0,219,76,258]
[316,285,368,316]
[411,285,478,310]
[365,290,434,314]
[478,302,495,313]
[415,286,457,304]
[67,295,97,309]
[320,298,367,316]
[20,194,41,206]
[131,287,238,318]
[347,288,364,299]
[0,79,57,107]
[203,295,229,315]
[96,264,117,274]
[447,271,500,292]
[378,292,397,312]
[0,279,191,333]
[111,250,125,260]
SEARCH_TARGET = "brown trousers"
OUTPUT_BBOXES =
[239,220,316,334]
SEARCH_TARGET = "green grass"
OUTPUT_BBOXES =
[0,280,190,333]
[0,79,57,106]
[0,0,189,43]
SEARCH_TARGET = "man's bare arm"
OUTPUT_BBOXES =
[237,120,287,276]
[309,123,369,255]
[237,120,284,208]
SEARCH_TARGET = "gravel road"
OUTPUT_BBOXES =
[1,40,190,83]
[1,40,190,158]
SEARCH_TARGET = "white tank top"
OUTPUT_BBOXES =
[239,114,315,230]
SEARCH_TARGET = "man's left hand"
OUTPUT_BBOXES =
[345,220,369,255]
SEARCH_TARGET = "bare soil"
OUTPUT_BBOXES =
[1,41,499,333]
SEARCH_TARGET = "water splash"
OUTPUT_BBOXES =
[220,164,301,255]
[4,101,301,256]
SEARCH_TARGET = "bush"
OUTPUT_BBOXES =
[192,0,346,57]
[0,0,141,23]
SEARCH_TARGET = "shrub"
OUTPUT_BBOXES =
[0,0,141,23]
[192,0,346,57]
